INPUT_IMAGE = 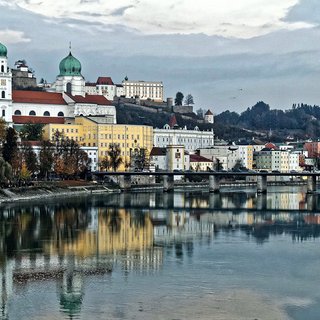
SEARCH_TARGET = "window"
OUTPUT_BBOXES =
[2,110,4,117]
[0,65,4,73]
[66,82,72,94]
[29,110,36,116]
[14,110,21,115]
[1,91,4,99]
[58,111,64,117]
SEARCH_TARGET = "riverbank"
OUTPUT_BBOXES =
[0,179,308,204]
[0,182,119,204]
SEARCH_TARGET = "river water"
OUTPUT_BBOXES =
[0,186,320,319]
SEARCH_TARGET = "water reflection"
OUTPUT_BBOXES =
[0,188,320,318]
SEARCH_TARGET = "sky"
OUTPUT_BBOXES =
[0,0,320,114]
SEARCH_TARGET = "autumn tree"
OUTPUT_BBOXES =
[21,142,39,176]
[100,156,111,171]
[39,140,54,180]
[54,137,90,179]
[174,92,184,106]
[107,143,123,172]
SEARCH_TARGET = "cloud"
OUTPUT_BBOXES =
[0,0,314,39]
[285,0,320,24]
[0,29,31,44]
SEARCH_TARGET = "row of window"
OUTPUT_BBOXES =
[14,110,64,117]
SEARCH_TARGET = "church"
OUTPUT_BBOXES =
[0,42,116,126]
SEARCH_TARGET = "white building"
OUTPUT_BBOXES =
[255,148,291,172]
[198,145,253,170]
[0,42,13,123]
[150,146,190,177]
[0,43,117,125]
[85,77,125,101]
[12,90,116,124]
[154,124,214,152]
[204,109,214,124]
[122,78,164,102]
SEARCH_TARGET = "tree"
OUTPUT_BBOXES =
[3,127,18,166]
[0,157,12,186]
[53,137,90,179]
[107,143,123,172]
[21,142,39,176]
[174,92,184,106]
[214,158,223,171]
[20,123,44,141]
[100,156,111,171]
[184,94,194,106]
[39,140,54,180]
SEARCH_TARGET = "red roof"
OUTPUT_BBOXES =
[205,109,213,116]
[66,93,112,105]
[13,90,67,105]
[97,77,114,85]
[150,147,166,156]
[190,154,213,163]
[265,142,278,150]
[85,82,96,87]
[169,114,178,128]
[13,115,65,124]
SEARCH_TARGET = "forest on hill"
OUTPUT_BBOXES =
[214,101,320,141]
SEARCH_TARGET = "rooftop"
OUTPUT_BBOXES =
[13,90,67,105]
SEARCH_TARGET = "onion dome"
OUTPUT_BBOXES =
[59,51,82,76]
[0,42,7,57]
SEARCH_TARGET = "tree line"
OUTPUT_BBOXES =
[215,101,320,140]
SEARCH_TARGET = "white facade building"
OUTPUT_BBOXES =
[154,125,214,152]
[122,79,164,102]
[0,42,13,123]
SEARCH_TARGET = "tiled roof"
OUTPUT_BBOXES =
[150,147,166,156]
[66,93,112,105]
[13,90,67,105]
[97,77,114,85]
[205,109,213,116]
[13,115,65,124]
[190,154,213,162]
[85,82,97,87]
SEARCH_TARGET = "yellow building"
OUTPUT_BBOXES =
[43,116,154,171]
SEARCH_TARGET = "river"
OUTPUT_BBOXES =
[0,186,319,319]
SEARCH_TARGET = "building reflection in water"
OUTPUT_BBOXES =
[0,190,319,318]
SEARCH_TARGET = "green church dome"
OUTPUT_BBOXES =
[59,51,82,76]
[0,42,7,57]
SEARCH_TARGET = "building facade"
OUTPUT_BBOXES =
[122,79,164,102]
[154,124,214,152]
[0,42,12,123]
[43,117,153,171]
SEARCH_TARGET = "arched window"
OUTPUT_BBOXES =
[66,82,72,94]
[14,110,21,115]
[58,111,64,117]
[29,110,36,116]
[43,111,50,116]
[1,91,4,99]
[2,110,5,117]
[0,65,4,73]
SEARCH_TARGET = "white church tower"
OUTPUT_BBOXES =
[54,47,85,97]
[0,42,13,123]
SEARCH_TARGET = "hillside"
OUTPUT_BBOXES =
[215,101,320,141]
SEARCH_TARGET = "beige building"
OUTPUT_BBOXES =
[43,116,153,171]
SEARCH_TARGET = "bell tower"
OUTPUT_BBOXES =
[0,42,12,123]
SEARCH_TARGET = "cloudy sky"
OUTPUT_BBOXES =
[0,0,319,113]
